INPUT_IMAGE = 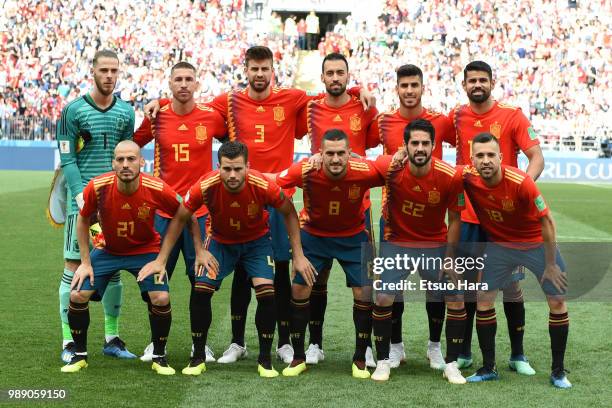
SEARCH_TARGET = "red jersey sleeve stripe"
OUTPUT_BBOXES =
[248,174,270,188]
[505,169,525,181]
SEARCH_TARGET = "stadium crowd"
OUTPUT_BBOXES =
[0,0,609,145]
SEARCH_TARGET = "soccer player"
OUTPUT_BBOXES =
[145,46,373,365]
[369,118,467,384]
[273,129,385,379]
[56,49,135,363]
[139,141,316,377]
[367,64,456,368]
[134,61,227,363]
[461,133,571,389]
[449,61,545,372]
[61,141,181,375]
[295,52,379,367]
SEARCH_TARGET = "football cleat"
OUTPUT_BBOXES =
[102,337,136,359]
[152,356,175,375]
[371,359,391,382]
[509,355,536,375]
[466,366,499,383]
[282,361,307,377]
[351,362,371,379]
[305,344,325,365]
[365,346,376,368]
[258,364,279,378]
[389,342,406,368]
[443,361,467,384]
[457,355,473,369]
[217,343,248,364]
[427,342,446,370]
[190,344,216,363]
[61,342,76,363]
[182,358,206,376]
[276,344,294,364]
[550,368,572,389]
[61,354,88,373]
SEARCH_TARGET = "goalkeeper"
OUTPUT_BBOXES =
[55,50,135,362]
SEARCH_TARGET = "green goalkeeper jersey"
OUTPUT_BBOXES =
[57,93,134,212]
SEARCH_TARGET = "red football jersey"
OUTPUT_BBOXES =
[461,165,549,247]
[134,103,227,218]
[299,96,379,156]
[80,173,181,255]
[374,156,464,246]
[211,87,310,174]
[183,169,286,244]
[368,108,455,158]
[275,158,384,237]
[449,101,540,223]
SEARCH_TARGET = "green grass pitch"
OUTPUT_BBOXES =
[1,170,611,407]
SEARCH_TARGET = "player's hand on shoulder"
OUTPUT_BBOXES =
[292,254,317,287]
[71,263,93,291]
[137,259,166,282]
[391,148,408,168]
[144,100,161,120]
[541,263,568,293]
[308,153,322,170]
[359,87,376,111]
[195,249,219,279]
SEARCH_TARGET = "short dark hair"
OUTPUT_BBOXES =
[404,118,435,144]
[171,61,196,75]
[472,132,499,146]
[218,141,248,163]
[93,49,118,66]
[245,46,274,67]
[321,128,349,147]
[464,60,493,81]
[322,53,348,73]
[396,64,423,83]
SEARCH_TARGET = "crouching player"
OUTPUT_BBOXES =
[370,119,467,383]
[463,133,571,388]
[139,141,316,378]
[61,141,184,375]
[272,129,385,379]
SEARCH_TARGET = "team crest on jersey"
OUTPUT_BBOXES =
[348,184,361,201]
[273,106,285,122]
[428,190,440,205]
[349,114,361,132]
[195,125,208,144]
[137,203,151,220]
[502,199,515,212]
[490,121,502,138]
[115,117,126,132]
[248,202,259,217]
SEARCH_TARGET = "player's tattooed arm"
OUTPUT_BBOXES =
[540,212,568,292]
[71,214,94,291]
[138,204,192,282]
[391,147,408,167]
[144,99,162,120]
[277,198,317,286]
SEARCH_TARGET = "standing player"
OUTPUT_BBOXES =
[61,141,181,375]
[134,61,227,363]
[295,52,379,366]
[56,50,135,362]
[462,133,570,388]
[449,61,545,372]
[369,118,466,383]
[273,130,385,379]
[139,141,316,377]
[367,64,456,368]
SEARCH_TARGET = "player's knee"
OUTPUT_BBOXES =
[291,283,311,299]
[446,301,464,310]
[502,280,523,302]
[546,296,566,313]
[149,291,169,306]
[353,286,371,302]
[70,290,91,303]
[375,292,394,307]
